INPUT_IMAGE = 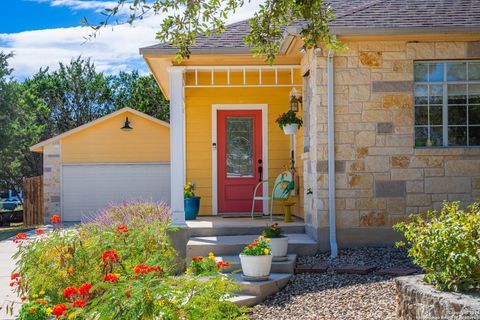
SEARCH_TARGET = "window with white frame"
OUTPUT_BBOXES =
[414,61,480,147]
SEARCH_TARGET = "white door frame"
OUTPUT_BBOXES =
[211,104,269,215]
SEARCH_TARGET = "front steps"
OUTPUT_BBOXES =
[185,222,317,307]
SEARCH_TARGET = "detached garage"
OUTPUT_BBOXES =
[31,107,170,222]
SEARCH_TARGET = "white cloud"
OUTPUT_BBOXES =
[2,0,262,79]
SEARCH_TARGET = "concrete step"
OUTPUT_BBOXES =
[227,294,260,307]
[230,273,292,297]
[187,233,317,258]
[187,220,305,237]
[218,254,297,274]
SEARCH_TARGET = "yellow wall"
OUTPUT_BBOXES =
[185,70,303,215]
[61,112,170,163]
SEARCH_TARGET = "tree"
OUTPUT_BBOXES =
[90,0,340,63]
[0,52,43,198]
[111,71,169,122]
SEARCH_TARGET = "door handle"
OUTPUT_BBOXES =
[257,159,263,182]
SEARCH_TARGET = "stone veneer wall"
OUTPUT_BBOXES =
[301,40,480,249]
[43,142,61,223]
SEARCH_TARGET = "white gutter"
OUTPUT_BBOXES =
[327,47,338,258]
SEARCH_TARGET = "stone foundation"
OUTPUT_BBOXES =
[396,275,480,320]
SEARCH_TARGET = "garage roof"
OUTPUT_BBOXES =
[30,107,170,153]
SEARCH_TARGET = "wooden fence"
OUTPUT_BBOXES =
[23,176,43,226]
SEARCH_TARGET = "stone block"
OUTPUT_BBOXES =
[375,180,406,198]
[336,210,359,227]
[473,177,480,189]
[376,268,416,276]
[365,156,390,172]
[387,198,406,214]
[392,60,412,73]
[349,85,371,102]
[357,198,386,210]
[356,147,369,159]
[349,161,365,172]
[345,198,356,209]
[447,193,472,203]
[359,211,387,226]
[336,131,355,144]
[425,177,471,193]
[377,122,393,134]
[406,42,435,59]
[348,173,374,189]
[355,131,376,147]
[386,135,413,147]
[467,41,480,58]
[362,110,390,122]
[335,145,356,160]
[424,168,444,177]
[435,42,466,59]
[359,51,382,67]
[389,214,408,225]
[406,194,431,207]
[336,69,370,85]
[372,81,413,93]
[406,181,424,193]
[383,94,413,109]
[336,264,376,275]
[391,169,423,180]
[391,155,410,168]
[410,156,444,168]
[392,109,414,126]
[295,263,328,274]
[445,160,480,176]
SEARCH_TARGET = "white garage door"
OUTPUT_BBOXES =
[62,163,170,222]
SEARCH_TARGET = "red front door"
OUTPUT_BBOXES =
[218,110,263,213]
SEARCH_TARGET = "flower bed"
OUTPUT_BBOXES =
[9,201,248,319]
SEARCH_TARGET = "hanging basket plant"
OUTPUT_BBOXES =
[275,110,303,135]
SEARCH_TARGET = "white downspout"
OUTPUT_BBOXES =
[327,48,338,258]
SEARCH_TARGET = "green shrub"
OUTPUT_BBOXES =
[11,201,248,319]
[394,201,480,292]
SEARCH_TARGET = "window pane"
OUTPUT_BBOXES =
[414,63,428,82]
[430,126,443,146]
[468,62,480,81]
[430,105,443,125]
[447,62,467,81]
[414,85,428,105]
[469,106,480,125]
[468,84,480,104]
[428,63,444,82]
[448,126,467,146]
[226,117,254,177]
[429,85,443,104]
[415,127,428,146]
[448,84,467,105]
[448,105,467,125]
[469,127,480,146]
[415,106,428,125]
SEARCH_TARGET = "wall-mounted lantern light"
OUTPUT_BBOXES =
[121,117,133,131]
[289,88,302,112]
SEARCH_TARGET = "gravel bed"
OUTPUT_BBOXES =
[251,247,421,320]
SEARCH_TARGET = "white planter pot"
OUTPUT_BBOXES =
[282,124,298,135]
[239,254,272,278]
[268,236,289,257]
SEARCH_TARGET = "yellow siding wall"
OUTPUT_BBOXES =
[61,112,170,163]
[185,74,303,215]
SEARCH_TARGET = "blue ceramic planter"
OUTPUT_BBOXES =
[185,196,201,220]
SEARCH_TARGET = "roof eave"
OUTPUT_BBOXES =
[140,47,254,56]
[330,26,480,35]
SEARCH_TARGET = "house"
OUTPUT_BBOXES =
[30,107,171,222]
[140,0,480,251]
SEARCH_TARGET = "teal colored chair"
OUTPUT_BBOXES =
[251,171,295,220]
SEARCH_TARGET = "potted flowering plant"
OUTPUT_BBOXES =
[184,182,201,220]
[275,110,303,135]
[239,237,272,280]
[262,223,288,259]
[187,252,230,276]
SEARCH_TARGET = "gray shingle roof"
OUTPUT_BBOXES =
[140,0,480,54]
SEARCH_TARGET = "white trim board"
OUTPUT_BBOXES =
[211,104,269,216]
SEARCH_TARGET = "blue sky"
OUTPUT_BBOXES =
[0,0,260,79]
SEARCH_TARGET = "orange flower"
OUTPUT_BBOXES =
[72,299,86,308]
[104,273,119,283]
[51,215,61,224]
[29,307,36,313]
[52,304,68,318]
[35,229,44,235]
[247,244,253,249]
[20,296,27,301]
[216,261,230,268]
[78,282,92,296]
[102,250,119,264]
[13,233,27,243]
[116,225,128,233]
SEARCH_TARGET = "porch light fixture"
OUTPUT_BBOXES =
[121,117,133,131]
[299,46,307,54]
[289,88,302,112]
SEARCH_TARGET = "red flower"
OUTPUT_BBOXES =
[216,261,230,269]
[10,273,20,280]
[116,225,128,233]
[72,299,86,308]
[247,244,253,249]
[29,307,36,313]
[102,250,119,264]
[63,286,77,301]
[35,229,44,235]
[51,215,61,224]
[133,265,162,279]
[78,282,92,296]
[52,304,68,318]
[126,292,132,299]
[104,273,119,283]
[20,296,27,301]
[13,233,27,243]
